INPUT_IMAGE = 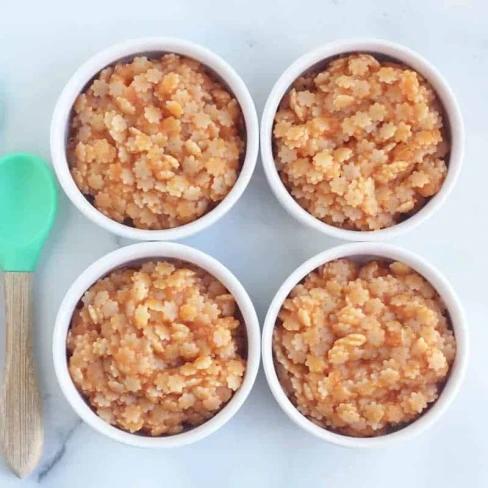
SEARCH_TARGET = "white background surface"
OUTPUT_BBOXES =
[0,0,486,486]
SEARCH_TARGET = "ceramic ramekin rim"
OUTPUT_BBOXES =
[260,38,465,241]
[53,242,261,448]
[50,36,259,241]
[262,242,468,448]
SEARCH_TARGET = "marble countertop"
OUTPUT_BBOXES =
[0,0,486,486]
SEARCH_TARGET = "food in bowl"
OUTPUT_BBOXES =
[272,258,456,437]
[67,259,247,436]
[273,53,449,231]
[68,54,245,230]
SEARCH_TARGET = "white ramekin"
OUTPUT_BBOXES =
[53,242,260,448]
[51,37,259,241]
[261,39,464,241]
[262,242,468,448]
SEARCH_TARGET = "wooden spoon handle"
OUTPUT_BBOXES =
[0,272,43,478]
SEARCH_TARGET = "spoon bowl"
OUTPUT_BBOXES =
[0,153,58,272]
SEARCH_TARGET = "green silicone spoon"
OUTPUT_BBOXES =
[0,153,57,478]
